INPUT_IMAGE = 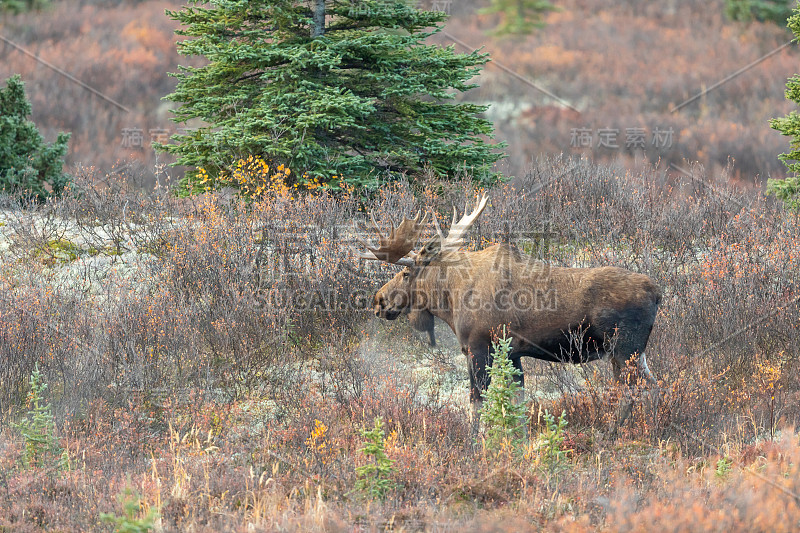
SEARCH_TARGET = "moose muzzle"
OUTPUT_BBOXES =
[374,295,401,320]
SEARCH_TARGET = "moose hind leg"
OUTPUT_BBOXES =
[612,393,634,438]
[611,352,658,437]
[609,353,634,437]
[611,357,623,383]
[638,351,656,384]
[638,351,662,427]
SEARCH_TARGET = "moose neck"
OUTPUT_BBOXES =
[413,250,472,332]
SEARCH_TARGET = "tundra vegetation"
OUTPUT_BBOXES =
[3,0,800,531]
[0,157,799,530]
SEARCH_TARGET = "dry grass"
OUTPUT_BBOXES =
[2,0,799,529]
[0,156,798,530]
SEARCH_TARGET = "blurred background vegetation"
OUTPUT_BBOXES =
[1,0,797,188]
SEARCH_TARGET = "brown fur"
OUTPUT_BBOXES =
[407,308,436,346]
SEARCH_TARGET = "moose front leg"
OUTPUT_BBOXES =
[465,346,489,437]
[511,356,528,437]
[512,356,525,399]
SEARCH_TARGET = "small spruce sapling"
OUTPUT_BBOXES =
[100,486,160,533]
[13,364,62,468]
[538,409,569,471]
[480,327,527,458]
[355,417,397,500]
[715,456,733,480]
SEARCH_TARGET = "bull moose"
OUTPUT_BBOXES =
[355,193,661,427]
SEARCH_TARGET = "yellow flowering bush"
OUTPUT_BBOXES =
[195,155,329,198]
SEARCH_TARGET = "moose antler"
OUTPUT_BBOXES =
[355,193,489,265]
[354,211,429,266]
[433,192,489,253]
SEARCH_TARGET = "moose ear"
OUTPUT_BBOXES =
[416,236,441,265]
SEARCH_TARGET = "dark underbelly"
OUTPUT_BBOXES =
[511,334,606,364]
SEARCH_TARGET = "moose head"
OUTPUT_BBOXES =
[355,194,488,323]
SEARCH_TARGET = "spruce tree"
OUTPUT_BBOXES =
[0,75,70,200]
[158,0,505,194]
[0,0,50,15]
[725,0,793,25]
[769,5,800,209]
[479,0,556,37]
